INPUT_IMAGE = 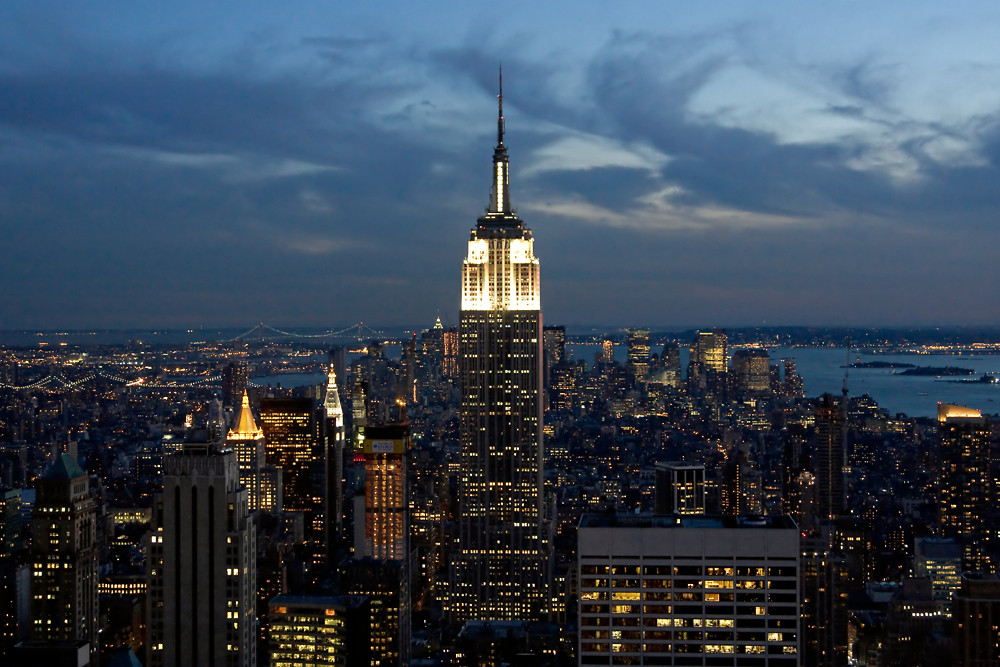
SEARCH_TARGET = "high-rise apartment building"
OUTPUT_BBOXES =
[30,455,98,664]
[578,514,800,665]
[939,403,992,573]
[451,78,546,622]
[227,392,265,511]
[815,394,845,520]
[148,437,256,667]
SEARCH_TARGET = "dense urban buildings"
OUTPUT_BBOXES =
[449,81,547,622]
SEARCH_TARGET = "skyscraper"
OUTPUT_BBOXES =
[625,328,650,385]
[323,366,345,554]
[578,514,800,665]
[227,392,265,511]
[148,436,256,667]
[29,455,98,664]
[451,76,546,622]
[259,398,325,544]
[939,403,992,573]
[355,424,410,562]
[688,329,727,394]
[815,393,845,520]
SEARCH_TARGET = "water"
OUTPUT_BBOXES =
[567,343,1000,419]
[774,348,1000,419]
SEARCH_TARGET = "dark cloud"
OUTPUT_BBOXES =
[3,13,1000,329]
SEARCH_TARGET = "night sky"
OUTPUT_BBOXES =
[4,2,1000,330]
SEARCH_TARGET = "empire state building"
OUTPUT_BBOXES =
[450,77,547,622]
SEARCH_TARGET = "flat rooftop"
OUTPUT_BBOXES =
[580,513,797,530]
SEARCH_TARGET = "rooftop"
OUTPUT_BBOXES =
[580,513,797,531]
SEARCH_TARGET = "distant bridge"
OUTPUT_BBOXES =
[223,322,385,343]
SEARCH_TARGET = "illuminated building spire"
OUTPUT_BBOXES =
[231,391,263,438]
[488,66,512,217]
[324,366,343,420]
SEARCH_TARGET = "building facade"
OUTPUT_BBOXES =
[259,398,326,544]
[450,79,547,622]
[578,514,800,666]
[268,595,370,667]
[148,439,256,667]
[227,392,265,511]
[938,404,993,574]
[29,455,98,663]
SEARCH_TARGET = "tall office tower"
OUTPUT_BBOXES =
[341,559,409,667]
[781,425,816,527]
[625,328,650,386]
[441,326,459,379]
[938,403,993,573]
[1,487,29,660]
[542,325,566,368]
[352,423,412,666]
[731,348,772,398]
[351,377,368,441]
[800,531,848,667]
[659,342,682,388]
[227,392,265,511]
[451,78,546,623]
[222,360,249,409]
[952,574,1000,666]
[654,462,706,515]
[0,488,22,554]
[421,318,445,381]
[578,514,800,665]
[542,325,566,392]
[329,346,348,396]
[324,366,346,554]
[400,336,418,408]
[723,443,763,517]
[268,595,371,666]
[29,454,98,664]
[599,336,615,365]
[148,437,256,667]
[688,329,727,393]
[259,398,325,542]
[914,537,962,617]
[782,358,803,398]
[814,393,845,520]
[355,424,410,562]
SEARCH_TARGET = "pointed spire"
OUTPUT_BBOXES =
[324,366,344,420]
[229,391,262,439]
[487,65,513,217]
[497,66,505,147]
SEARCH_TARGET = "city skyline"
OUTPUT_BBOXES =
[5,2,1000,328]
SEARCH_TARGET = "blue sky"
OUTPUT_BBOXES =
[4,2,1000,329]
